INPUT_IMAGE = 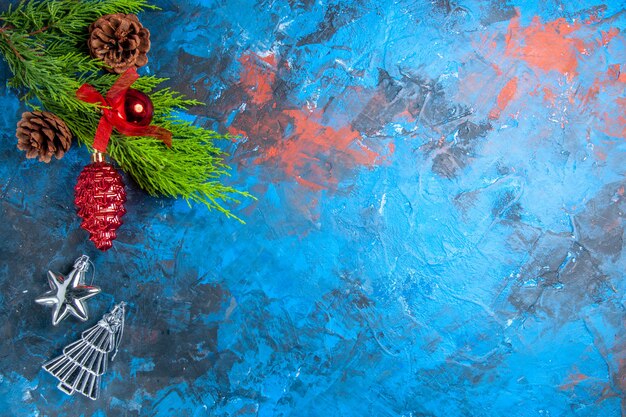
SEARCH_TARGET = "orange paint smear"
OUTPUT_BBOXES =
[505,13,585,79]
[489,77,518,120]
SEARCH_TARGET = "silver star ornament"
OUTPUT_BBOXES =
[35,255,101,326]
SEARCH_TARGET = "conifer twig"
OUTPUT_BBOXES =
[0,0,253,222]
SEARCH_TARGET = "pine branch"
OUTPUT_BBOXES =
[1,0,154,40]
[0,0,253,221]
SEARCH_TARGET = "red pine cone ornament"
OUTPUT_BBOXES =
[74,152,126,251]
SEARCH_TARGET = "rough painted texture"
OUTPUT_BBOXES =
[0,0,625,416]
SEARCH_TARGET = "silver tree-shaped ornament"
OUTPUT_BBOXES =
[43,302,127,400]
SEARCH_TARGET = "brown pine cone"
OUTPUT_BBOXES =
[16,111,73,163]
[88,13,151,74]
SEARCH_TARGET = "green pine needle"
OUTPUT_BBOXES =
[0,0,253,222]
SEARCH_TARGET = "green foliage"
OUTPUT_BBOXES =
[0,0,252,221]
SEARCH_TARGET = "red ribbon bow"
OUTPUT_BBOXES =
[76,68,172,153]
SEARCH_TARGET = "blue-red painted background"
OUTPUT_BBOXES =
[0,0,625,416]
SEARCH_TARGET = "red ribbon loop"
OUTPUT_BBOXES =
[76,68,172,153]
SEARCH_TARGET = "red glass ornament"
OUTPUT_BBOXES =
[122,88,153,126]
[74,153,127,251]
[76,69,171,152]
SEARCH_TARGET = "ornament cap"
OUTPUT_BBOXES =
[91,151,105,163]
[73,255,90,273]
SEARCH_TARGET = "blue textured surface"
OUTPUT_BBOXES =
[1,0,625,416]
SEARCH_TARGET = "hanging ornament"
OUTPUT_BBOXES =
[35,255,101,326]
[74,152,127,251]
[123,88,154,126]
[43,302,127,400]
[75,68,171,251]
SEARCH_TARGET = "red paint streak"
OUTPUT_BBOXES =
[454,65,501,118]
[559,372,590,391]
[542,87,556,105]
[598,97,626,138]
[397,109,416,120]
[505,13,585,79]
[228,127,248,137]
[600,28,620,46]
[581,82,600,106]
[256,110,379,190]
[595,149,608,161]
[257,52,278,67]
[575,61,626,141]
[585,15,601,25]
[607,64,620,81]
[489,77,518,120]
[608,64,626,83]
[239,53,276,106]
[230,52,389,190]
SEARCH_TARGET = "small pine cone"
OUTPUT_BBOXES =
[16,111,72,163]
[88,13,151,74]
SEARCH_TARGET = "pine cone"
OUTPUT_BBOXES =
[16,111,72,163]
[88,13,151,74]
